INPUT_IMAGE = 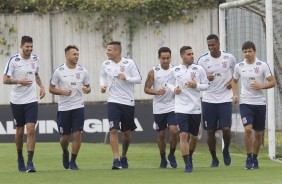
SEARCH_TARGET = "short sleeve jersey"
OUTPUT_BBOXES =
[197,51,236,103]
[3,53,40,104]
[100,57,142,106]
[50,63,90,111]
[171,63,209,114]
[152,64,175,114]
[233,58,272,105]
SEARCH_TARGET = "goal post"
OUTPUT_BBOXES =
[219,0,276,160]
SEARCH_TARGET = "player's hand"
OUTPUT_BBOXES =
[39,86,46,99]
[225,81,232,90]
[174,86,181,94]
[250,81,262,90]
[62,89,72,96]
[233,96,239,104]
[187,80,197,88]
[156,88,165,95]
[207,72,215,81]
[118,73,126,81]
[18,78,33,86]
[82,86,91,94]
[101,86,107,93]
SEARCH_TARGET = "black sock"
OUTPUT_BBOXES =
[160,152,166,160]
[210,149,218,161]
[182,155,189,165]
[189,149,194,159]
[168,147,176,157]
[247,153,252,158]
[253,154,258,159]
[17,149,23,159]
[27,151,34,163]
[71,153,77,162]
[223,144,230,152]
[63,149,69,154]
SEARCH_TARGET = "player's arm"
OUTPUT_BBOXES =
[49,83,71,96]
[125,62,142,84]
[144,69,164,95]
[100,63,108,93]
[3,74,17,84]
[35,72,45,99]
[82,84,91,94]
[250,75,276,90]
[232,78,239,104]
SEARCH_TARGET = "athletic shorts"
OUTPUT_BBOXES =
[153,111,176,131]
[239,104,266,131]
[57,107,84,135]
[10,102,38,127]
[107,102,137,132]
[176,113,201,136]
[202,102,232,131]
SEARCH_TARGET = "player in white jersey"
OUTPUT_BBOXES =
[232,41,275,169]
[3,36,45,172]
[197,34,236,167]
[49,45,91,170]
[100,41,142,169]
[171,46,209,173]
[144,47,178,169]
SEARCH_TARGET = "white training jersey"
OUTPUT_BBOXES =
[152,64,175,114]
[197,51,236,103]
[233,58,272,105]
[3,53,39,104]
[100,57,142,106]
[170,64,209,114]
[50,63,90,111]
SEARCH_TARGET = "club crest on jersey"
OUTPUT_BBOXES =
[31,62,36,69]
[254,67,260,74]
[190,72,196,80]
[15,58,20,62]
[175,68,180,72]
[120,65,125,72]
[75,72,81,80]
[222,61,228,68]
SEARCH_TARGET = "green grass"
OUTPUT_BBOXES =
[0,143,282,184]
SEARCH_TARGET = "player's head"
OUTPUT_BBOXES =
[65,45,79,65]
[242,41,256,52]
[158,47,171,69]
[207,34,220,57]
[106,41,122,61]
[242,41,256,62]
[180,46,194,65]
[20,36,33,58]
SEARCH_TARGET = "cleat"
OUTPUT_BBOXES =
[184,162,193,173]
[223,150,231,166]
[245,156,253,170]
[189,156,193,169]
[62,151,69,169]
[160,159,168,168]
[253,158,259,169]
[26,162,36,173]
[69,161,79,170]
[120,157,128,169]
[112,158,122,170]
[18,158,26,172]
[167,155,177,168]
[210,159,219,167]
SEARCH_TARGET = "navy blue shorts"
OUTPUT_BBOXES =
[202,102,232,131]
[239,104,266,131]
[10,102,38,127]
[176,113,201,136]
[57,107,84,135]
[107,102,137,132]
[153,111,176,131]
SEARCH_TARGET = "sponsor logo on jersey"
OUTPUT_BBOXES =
[256,62,262,65]
[123,60,129,64]
[15,58,20,62]
[105,61,110,65]
[239,63,244,66]
[78,67,84,71]
[59,67,64,71]
[223,56,229,59]
[192,67,198,70]
[33,57,37,61]
[175,68,180,72]
[155,67,160,71]
[204,59,209,62]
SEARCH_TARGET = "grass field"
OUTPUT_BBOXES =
[0,142,282,184]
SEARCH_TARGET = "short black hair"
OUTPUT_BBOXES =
[158,47,171,58]
[207,34,219,42]
[107,41,122,52]
[242,41,256,52]
[21,36,33,45]
[180,46,192,55]
[65,45,79,53]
